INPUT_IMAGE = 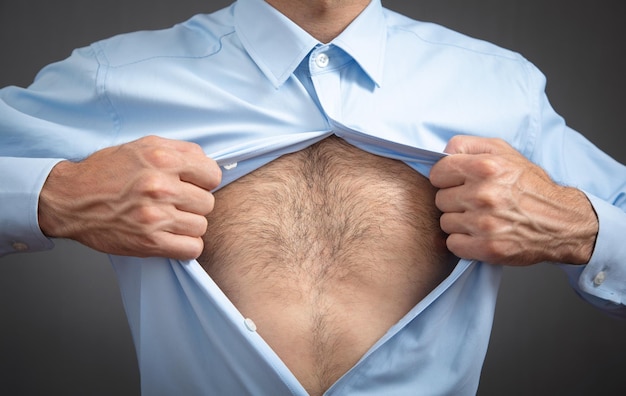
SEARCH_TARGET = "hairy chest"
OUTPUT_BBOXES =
[199,136,455,394]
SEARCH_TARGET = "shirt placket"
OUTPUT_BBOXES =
[309,45,343,123]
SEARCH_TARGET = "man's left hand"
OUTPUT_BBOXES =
[430,135,598,266]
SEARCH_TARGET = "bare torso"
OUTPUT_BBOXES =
[199,136,455,395]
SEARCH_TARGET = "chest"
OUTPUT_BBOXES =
[198,137,455,394]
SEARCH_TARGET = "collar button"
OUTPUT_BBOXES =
[315,53,330,68]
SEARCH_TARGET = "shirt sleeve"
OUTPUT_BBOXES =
[575,194,626,311]
[0,45,117,257]
[525,63,626,315]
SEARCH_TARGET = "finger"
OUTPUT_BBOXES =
[162,139,223,190]
[162,210,209,238]
[444,135,510,155]
[151,233,205,260]
[444,233,476,261]
[434,185,469,213]
[135,136,222,191]
[430,155,467,189]
[179,154,222,191]
[131,172,216,215]
[439,212,472,235]
[172,181,216,215]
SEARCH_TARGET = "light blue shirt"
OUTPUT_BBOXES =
[1,0,626,394]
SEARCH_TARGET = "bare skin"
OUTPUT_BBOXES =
[39,136,222,260]
[265,0,371,43]
[199,136,456,394]
[430,136,598,266]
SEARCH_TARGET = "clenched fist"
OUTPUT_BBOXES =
[38,135,222,260]
[430,135,598,266]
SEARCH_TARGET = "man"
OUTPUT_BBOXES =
[1,0,625,395]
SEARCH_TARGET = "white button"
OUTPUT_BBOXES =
[244,318,257,332]
[223,162,238,170]
[11,242,29,252]
[593,271,606,286]
[315,53,330,68]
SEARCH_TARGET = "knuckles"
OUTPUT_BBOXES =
[476,157,501,176]
[473,215,502,235]
[132,205,168,227]
[472,184,505,209]
[133,172,175,200]
[132,135,203,167]
[77,135,214,260]
[122,136,222,190]
[475,239,506,262]
[143,147,181,169]
[471,156,504,179]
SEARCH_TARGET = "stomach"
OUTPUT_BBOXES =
[199,136,455,395]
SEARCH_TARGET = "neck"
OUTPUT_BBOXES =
[265,0,371,43]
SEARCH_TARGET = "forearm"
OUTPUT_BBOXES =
[540,185,598,265]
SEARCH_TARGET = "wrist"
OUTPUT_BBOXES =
[555,187,598,265]
[38,160,78,238]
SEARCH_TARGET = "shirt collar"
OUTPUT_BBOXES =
[234,0,386,88]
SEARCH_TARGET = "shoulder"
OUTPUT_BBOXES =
[382,8,528,65]
[90,6,236,67]
[378,8,550,155]
[381,7,547,105]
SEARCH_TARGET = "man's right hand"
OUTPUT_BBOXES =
[38,135,222,260]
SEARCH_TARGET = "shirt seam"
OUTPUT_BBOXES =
[91,42,122,146]
[520,59,541,159]
[389,25,524,62]
[101,30,233,69]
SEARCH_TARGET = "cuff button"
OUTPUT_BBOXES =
[593,271,606,286]
[11,242,29,252]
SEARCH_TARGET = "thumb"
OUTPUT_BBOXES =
[444,135,510,155]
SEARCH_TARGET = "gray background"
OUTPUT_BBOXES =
[1,0,625,395]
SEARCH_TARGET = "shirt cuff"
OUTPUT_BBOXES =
[0,157,64,256]
[575,193,626,306]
